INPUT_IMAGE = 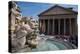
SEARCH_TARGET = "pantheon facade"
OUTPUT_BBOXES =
[38,5,78,36]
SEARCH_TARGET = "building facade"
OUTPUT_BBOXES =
[38,5,78,36]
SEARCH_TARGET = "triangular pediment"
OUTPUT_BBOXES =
[38,5,77,16]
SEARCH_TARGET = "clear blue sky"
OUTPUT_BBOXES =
[17,1,78,20]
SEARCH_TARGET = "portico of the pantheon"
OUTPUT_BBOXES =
[38,5,78,36]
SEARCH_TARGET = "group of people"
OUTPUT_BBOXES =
[54,35,78,47]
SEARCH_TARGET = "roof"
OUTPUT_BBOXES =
[38,5,78,16]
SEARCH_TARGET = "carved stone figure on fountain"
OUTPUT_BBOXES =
[11,17,39,52]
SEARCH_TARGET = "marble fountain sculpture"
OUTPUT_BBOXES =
[11,18,38,52]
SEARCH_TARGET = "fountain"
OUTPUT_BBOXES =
[11,17,76,53]
[11,17,40,52]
